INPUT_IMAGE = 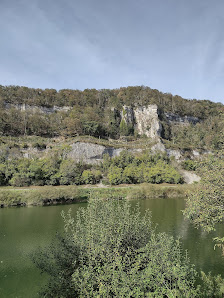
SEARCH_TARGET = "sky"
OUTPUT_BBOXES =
[1,0,224,104]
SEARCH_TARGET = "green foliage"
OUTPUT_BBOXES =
[106,151,183,185]
[0,184,192,207]
[143,161,183,184]
[167,115,224,150]
[183,152,224,232]
[32,234,79,297]
[33,199,200,297]
[0,148,183,187]
[107,165,123,185]
[0,164,6,185]
[1,85,222,118]
[0,85,223,150]
[9,172,30,187]
[127,183,191,200]
[58,160,84,185]
[182,159,197,171]
[102,153,111,171]
[199,271,224,297]
[0,185,80,207]
[0,190,24,206]
[119,119,133,136]
[122,164,143,184]
[81,170,95,184]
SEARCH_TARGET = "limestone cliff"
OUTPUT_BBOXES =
[134,105,162,138]
[120,105,162,139]
[4,101,199,139]
[164,112,199,125]
[121,106,135,125]
[66,142,142,164]
[4,102,71,114]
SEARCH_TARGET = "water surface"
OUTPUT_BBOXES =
[0,198,223,297]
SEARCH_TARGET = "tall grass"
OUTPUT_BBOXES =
[0,184,193,207]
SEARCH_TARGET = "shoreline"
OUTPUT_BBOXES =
[0,183,195,208]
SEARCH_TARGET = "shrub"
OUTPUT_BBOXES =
[59,160,83,185]
[32,142,47,150]
[182,159,197,171]
[33,199,201,297]
[81,170,95,184]
[107,166,123,185]
[9,173,30,187]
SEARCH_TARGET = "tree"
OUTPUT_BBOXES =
[58,160,84,185]
[183,113,224,231]
[33,199,207,297]
[107,165,123,185]
[183,152,224,232]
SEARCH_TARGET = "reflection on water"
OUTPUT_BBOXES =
[0,198,223,297]
[138,199,224,275]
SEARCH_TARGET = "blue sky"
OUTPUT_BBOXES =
[1,0,224,103]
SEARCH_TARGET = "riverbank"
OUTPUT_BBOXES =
[0,183,195,207]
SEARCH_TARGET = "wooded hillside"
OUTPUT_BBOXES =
[0,85,223,150]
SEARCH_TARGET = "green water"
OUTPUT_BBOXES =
[0,198,223,297]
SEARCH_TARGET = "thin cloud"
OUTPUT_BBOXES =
[0,0,224,103]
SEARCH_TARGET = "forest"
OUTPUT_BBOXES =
[0,85,223,150]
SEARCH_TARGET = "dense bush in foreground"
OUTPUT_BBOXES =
[33,199,224,297]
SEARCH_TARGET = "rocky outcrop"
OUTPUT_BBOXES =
[179,169,201,184]
[67,142,142,164]
[166,149,182,160]
[4,102,71,114]
[121,106,135,125]
[151,141,166,153]
[164,113,199,125]
[67,142,121,164]
[120,105,162,139]
[17,139,212,165]
[134,105,162,138]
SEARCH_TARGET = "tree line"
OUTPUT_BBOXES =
[0,150,183,187]
[0,85,222,118]
[0,85,223,150]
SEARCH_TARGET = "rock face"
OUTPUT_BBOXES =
[121,106,135,125]
[67,142,142,164]
[67,142,122,164]
[134,105,162,138]
[179,169,201,184]
[17,139,211,165]
[164,113,199,125]
[120,105,162,139]
[151,141,166,153]
[4,102,71,114]
[166,149,182,160]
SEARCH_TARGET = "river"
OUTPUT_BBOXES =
[0,198,223,297]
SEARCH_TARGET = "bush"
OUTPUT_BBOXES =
[59,160,83,185]
[81,170,95,184]
[182,159,197,171]
[9,173,30,187]
[33,199,201,297]
[32,142,47,150]
[107,166,123,185]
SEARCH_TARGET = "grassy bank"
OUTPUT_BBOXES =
[0,183,195,207]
